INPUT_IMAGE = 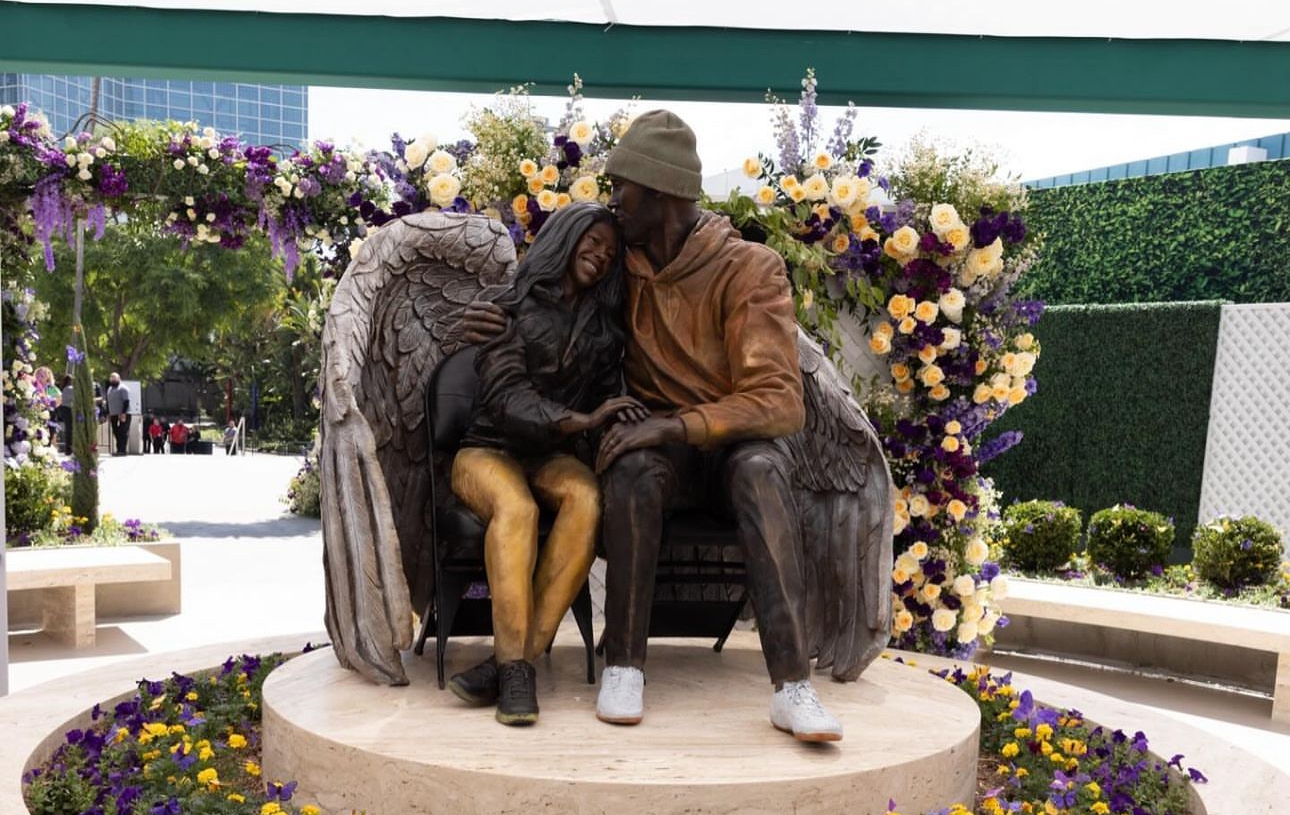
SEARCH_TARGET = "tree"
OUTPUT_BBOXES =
[69,331,97,532]
[30,219,281,382]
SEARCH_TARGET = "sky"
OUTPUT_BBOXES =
[308,85,1290,184]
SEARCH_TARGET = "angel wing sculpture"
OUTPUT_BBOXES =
[320,211,515,686]
[320,211,893,686]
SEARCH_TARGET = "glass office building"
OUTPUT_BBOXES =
[0,75,307,150]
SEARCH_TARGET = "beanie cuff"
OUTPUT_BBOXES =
[605,146,702,201]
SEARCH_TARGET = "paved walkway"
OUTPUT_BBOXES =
[7,452,325,692]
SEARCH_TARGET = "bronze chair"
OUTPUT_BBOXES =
[412,347,597,688]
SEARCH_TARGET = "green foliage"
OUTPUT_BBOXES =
[1087,504,1175,579]
[1020,160,1290,305]
[30,220,280,381]
[983,302,1221,550]
[885,134,1031,230]
[283,446,320,518]
[70,339,98,533]
[4,463,71,538]
[1000,500,1082,572]
[1191,515,1285,589]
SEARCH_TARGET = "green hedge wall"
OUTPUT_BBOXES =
[983,301,1223,554]
[1020,160,1290,305]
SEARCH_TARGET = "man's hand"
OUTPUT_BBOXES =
[595,415,686,474]
[459,300,508,345]
[591,395,649,428]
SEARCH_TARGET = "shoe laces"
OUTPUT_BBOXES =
[783,680,826,716]
[499,662,534,702]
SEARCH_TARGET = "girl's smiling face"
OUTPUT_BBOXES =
[568,220,618,291]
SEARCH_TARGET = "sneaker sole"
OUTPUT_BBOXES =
[773,722,842,743]
[495,711,539,726]
[596,713,643,725]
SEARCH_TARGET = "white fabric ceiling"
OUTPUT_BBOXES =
[14,0,1290,41]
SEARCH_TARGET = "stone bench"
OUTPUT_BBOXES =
[6,546,172,648]
[997,577,1290,723]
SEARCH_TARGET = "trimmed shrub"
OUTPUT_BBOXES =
[1001,500,1082,572]
[1087,505,1175,578]
[1191,515,1285,589]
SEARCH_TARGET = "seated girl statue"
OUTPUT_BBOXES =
[447,202,646,726]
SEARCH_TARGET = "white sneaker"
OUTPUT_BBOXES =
[770,680,843,742]
[597,665,645,725]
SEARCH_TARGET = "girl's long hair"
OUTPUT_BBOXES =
[493,202,625,361]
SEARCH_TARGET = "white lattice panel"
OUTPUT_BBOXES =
[1200,303,1290,549]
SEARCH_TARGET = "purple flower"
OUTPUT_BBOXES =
[1188,767,1208,783]
[266,780,298,801]
[66,345,85,363]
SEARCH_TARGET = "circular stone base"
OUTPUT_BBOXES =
[263,640,979,815]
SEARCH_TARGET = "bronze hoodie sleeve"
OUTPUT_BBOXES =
[677,252,805,447]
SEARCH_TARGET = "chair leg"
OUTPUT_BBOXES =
[414,596,436,657]
[571,581,596,684]
[435,573,467,690]
[713,591,750,653]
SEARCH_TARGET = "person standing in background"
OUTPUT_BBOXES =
[105,373,131,457]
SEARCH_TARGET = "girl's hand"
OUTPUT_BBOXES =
[591,396,649,428]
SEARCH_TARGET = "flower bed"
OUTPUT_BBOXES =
[23,653,327,815]
[889,662,1205,815]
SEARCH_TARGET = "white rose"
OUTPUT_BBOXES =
[929,203,962,236]
[77,168,92,181]
[989,574,1010,601]
[895,553,920,575]
[427,149,456,174]
[415,132,438,150]
[571,175,600,203]
[908,494,931,517]
[568,120,594,146]
[187,155,199,166]
[173,158,185,170]
[209,148,220,159]
[1,105,14,118]
[952,574,976,597]
[197,164,209,175]
[940,327,962,350]
[93,146,106,158]
[428,173,462,207]
[960,602,984,623]
[802,173,830,201]
[979,611,1000,634]
[404,142,429,170]
[931,608,957,632]
[965,538,989,566]
[65,153,78,167]
[184,196,195,206]
[829,176,859,209]
[956,621,979,643]
[0,132,9,145]
[1011,352,1036,377]
[64,135,77,150]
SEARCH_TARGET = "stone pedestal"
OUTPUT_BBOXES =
[263,641,980,815]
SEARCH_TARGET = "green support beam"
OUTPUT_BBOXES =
[2,2,1290,117]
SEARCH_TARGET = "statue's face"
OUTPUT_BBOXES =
[607,176,659,246]
[568,221,618,291]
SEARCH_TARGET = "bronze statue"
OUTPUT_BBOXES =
[319,112,893,742]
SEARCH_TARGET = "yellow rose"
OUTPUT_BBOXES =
[941,436,960,453]
[812,203,832,221]
[965,538,989,565]
[893,609,914,633]
[540,164,560,185]
[567,120,594,146]
[887,294,915,319]
[973,383,992,404]
[829,176,858,209]
[570,175,600,202]
[1011,352,1036,376]
[892,565,911,584]
[966,246,1003,279]
[858,225,880,243]
[921,582,942,602]
[555,192,572,209]
[1001,352,1017,372]
[974,358,988,375]
[831,233,851,253]
[779,175,800,192]
[896,378,915,394]
[893,512,909,534]
[914,300,940,323]
[813,152,833,170]
[1016,333,1035,350]
[947,499,968,521]
[427,149,456,174]
[929,383,950,401]
[536,189,559,212]
[944,224,971,253]
[754,185,776,206]
[945,420,962,435]
[910,541,929,559]
[518,159,538,178]
[890,225,920,255]
[1008,386,1027,405]
[918,364,945,387]
[743,156,762,177]
[527,176,546,194]
[890,363,910,381]
[802,173,830,201]
[898,316,917,335]
[787,185,807,203]
[918,345,938,365]
[869,333,892,355]
[511,194,529,214]
[427,173,461,207]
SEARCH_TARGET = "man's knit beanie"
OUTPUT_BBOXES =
[604,109,703,200]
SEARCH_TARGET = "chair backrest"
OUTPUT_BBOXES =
[425,346,480,456]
